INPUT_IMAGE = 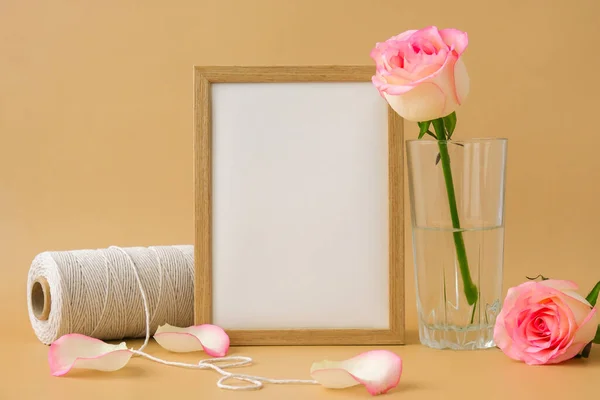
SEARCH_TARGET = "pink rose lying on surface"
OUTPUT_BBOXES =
[370,26,470,122]
[494,279,598,365]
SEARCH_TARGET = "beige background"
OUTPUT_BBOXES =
[1,0,599,398]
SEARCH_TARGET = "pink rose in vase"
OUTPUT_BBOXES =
[370,26,470,122]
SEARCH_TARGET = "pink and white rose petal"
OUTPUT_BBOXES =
[153,323,230,357]
[48,334,134,376]
[310,350,403,396]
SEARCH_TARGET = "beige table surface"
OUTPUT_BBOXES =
[2,327,598,400]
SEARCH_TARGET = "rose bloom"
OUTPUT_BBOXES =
[370,26,470,122]
[493,279,598,365]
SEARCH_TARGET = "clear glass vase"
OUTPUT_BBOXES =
[406,138,508,350]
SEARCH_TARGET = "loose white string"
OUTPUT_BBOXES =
[114,245,318,391]
[27,245,318,390]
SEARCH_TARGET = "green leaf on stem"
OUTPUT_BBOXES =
[585,280,600,306]
[418,121,431,139]
[593,325,600,344]
[443,112,457,138]
[426,130,437,139]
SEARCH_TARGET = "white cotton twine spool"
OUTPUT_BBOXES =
[26,245,318,391]
[27,245,195,345]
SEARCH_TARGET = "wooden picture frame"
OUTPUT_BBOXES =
[194,66,404,345]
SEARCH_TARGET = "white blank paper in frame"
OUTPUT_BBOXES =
[211,82,390,329]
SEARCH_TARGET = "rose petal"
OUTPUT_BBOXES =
[538,279,579,292]
[547,307,598,364]
[554,291,593,324]
[494,288,529,361]
[504,282,537,308]
[411,26,447,51]
[48,334,133,377]
[383,81,446,122]
[389,29,418,42]
[153,323,230,357]
[571,307,598,344]
[439,28,469,54]
[452,57,470,105]
[369,30,418,63]
[402,48,447,79]
[310,350,402,396]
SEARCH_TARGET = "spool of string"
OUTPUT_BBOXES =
[27,245,194,345]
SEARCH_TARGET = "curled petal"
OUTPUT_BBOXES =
[389,29,418,42]
[412,26,447,50]
[370,30,418,62]
[153,323,230,357]
[439,28,469,54]
[48,334,133,377]
[310,350,402,396]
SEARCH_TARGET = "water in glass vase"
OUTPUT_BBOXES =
[413,225,504,350]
